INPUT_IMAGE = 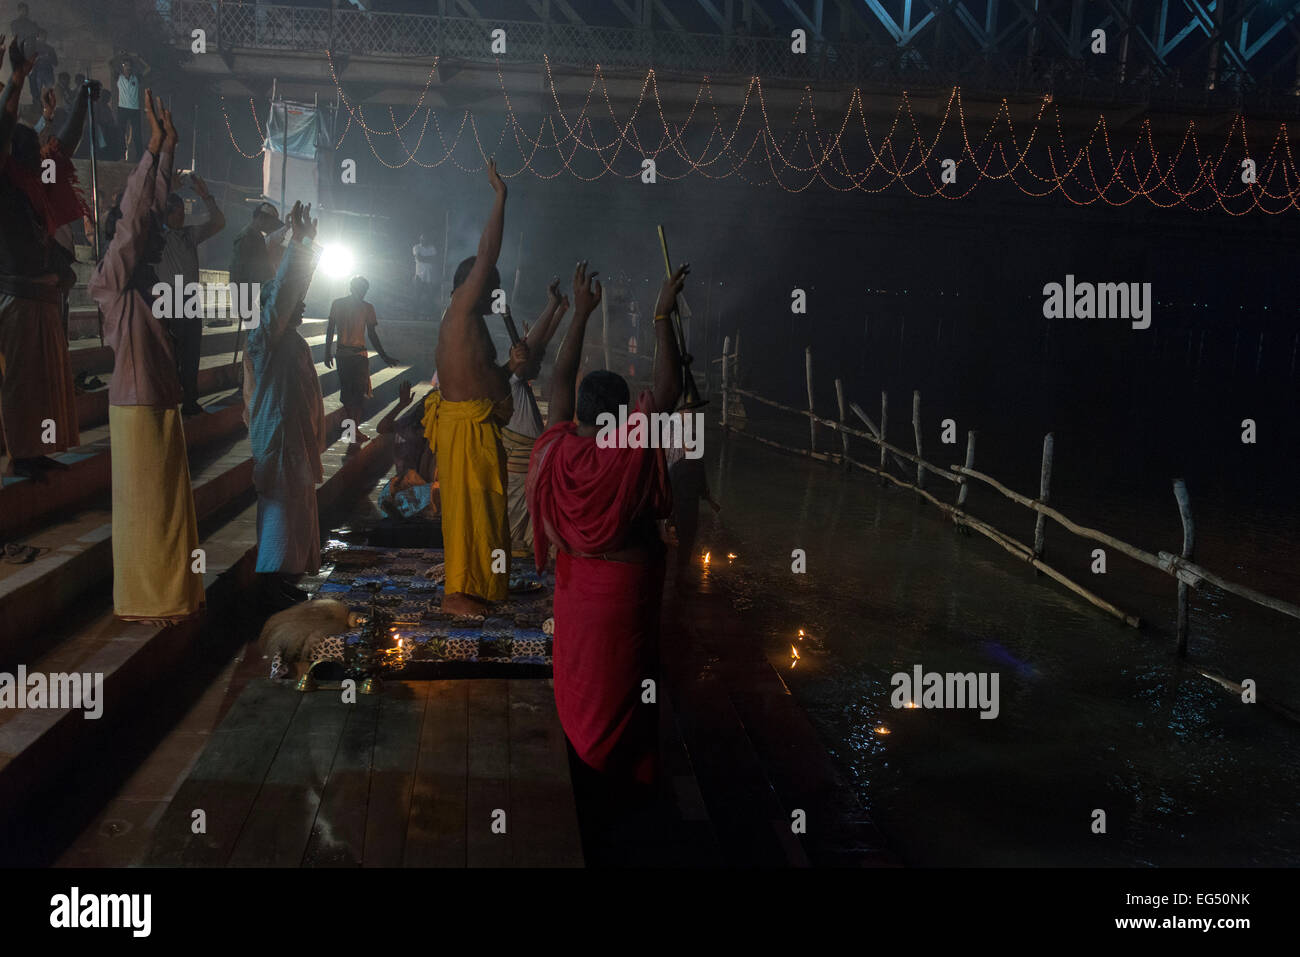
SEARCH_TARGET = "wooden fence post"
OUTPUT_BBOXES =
[1033,433,1054,560]
[1174,478,1195,656]
[805,347,816,453]
[912,390,923,488]
[879,391,888,485]
[721,334,731,429]
[956,430,976,508]
[834,378,848,461]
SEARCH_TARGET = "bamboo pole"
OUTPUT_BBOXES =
[1033,433,1054,560]
[834,378,848,461]
[734,389,957,483]
[912,390,924,488]
[879,391,888,485]
[1175,479,1194,656]
[848,401,910,474]
[721,334,731,429]
[805,347,816,453]
[957,430,976,507]
[601,294,611,371]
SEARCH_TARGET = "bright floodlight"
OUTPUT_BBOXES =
[319,243,355,279]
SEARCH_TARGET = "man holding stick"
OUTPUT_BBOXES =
[527,259,690,789]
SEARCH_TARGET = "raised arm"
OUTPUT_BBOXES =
[522,276,566,359]
[189,173,226,243]
[448,159,507,320]
[376,380,415,436]
[89,90,164,300]
[650,264,690,412]
[546,260,601,427]
[262,202,318,347]
[0,37,35,158]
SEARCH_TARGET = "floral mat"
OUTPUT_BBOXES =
[269,543,555,678]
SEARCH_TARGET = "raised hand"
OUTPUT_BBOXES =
[508,341,530,374]
[546,276,561,308]
[162,101,179,152]
[653,263,690,318]
[572,260,602,316]
[486,157,506,197]
[144,89,164,155]
[8,38,36,83]
[289,201,317,242]
[41,86,56,115]
[190,172,210,199]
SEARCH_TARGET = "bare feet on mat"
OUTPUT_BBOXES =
[441,592,491,617]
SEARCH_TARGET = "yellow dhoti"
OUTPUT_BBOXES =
[110,405,204,621]
[423,392,509,602]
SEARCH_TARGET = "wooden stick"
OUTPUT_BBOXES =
[912,390,924,488]
[730,427,1142,628]
[1175,479,1194,656]
[879,391,888,485]
[849,401,910,475]
[601,294,611,371]
[734,389,958,483]
[805,347,816,453]
[957,430,976,508]
[721,334,731,429]
[834,378,848,461]
[1033,433,1054,560]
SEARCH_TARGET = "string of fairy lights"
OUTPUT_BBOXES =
[217,54,1300,214]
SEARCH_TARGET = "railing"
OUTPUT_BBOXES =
[161,0,1298,109]
[717,336,1300,672]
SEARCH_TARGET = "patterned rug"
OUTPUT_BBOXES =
[269,543,555,678]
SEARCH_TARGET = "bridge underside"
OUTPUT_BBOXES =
[167,0,1300,123]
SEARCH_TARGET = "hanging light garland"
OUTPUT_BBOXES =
[217,55,1300,214]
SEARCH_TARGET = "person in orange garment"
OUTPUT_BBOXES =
[527,259,690,788]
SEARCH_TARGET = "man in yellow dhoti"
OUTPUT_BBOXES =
[430,159,514,616]
[90,91,203,623]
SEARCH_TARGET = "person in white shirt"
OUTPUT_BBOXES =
[412,232,437,286]
[115,57,142,161]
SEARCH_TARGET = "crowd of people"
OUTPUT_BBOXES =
[1,28,715,794]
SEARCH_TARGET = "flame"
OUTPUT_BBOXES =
[797,628,805,639]
[703,551,711,565]
[790,644,800,659]
[875,726,891,735]
[727,552,737,560]
[905,701,918,709]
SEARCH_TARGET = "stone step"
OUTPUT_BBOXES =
[0,363,412,662]
[67,319,328,377]
[0,407,398,832]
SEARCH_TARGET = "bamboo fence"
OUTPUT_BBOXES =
[716,337,1300,654]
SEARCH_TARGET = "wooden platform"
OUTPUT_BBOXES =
[144,678,583,868]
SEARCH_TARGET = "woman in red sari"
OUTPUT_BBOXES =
[528,260,689,786]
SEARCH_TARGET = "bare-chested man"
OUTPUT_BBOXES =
[429,159,514,616]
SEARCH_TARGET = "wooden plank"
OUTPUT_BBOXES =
[507,680,583,867]
[362,682,428,867]
[466,679,512,868]
[404,680,468,867]
[145,680,302,866]
[226,688,350,867]
[301,692,381,867]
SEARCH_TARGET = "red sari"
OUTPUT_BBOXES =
[527,391,671,784]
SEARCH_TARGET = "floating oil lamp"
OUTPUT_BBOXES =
[703,551,711,566]
[875,725,891,735]
[790,644,800,669]
[726,552,737,563]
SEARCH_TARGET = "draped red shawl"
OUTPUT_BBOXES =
[4,140,91,236]
[526,391,671,570]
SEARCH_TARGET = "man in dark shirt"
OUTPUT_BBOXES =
[160,173,226,414]
[229,201,287,376]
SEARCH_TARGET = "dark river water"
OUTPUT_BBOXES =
[693,406,1300,867]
